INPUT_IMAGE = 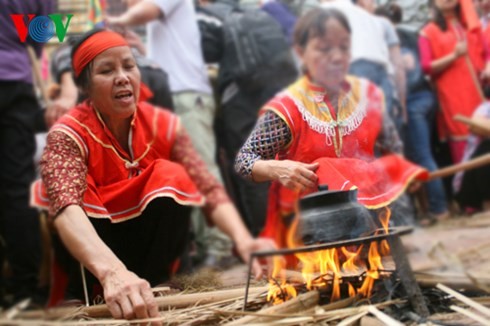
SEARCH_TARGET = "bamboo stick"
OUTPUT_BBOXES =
[337,310,369,326]
[437,283,490,317]
[18,286,268,320]
[366,306,404,326]
[224,290,319,326]
[427,154,490,180]
[450,305,490,326]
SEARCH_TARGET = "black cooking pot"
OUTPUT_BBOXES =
[297,186,377,245]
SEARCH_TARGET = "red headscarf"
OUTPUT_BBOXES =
[72,30,128,77]
[72,30,153,101]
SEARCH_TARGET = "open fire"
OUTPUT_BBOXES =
[267,208,393,305]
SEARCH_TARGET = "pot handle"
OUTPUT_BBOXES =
[318,184,329,191]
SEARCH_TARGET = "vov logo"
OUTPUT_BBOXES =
[10,14,73,43]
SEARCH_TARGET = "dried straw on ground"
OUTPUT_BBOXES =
[3,216,490,325]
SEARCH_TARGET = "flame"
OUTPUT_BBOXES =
[348,282,356,297]
[267,207,393,304]
[267,281,297,305]
[379,207,391,255]
[341,246,363,274]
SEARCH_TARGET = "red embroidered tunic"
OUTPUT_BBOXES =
[32,101,229,222]
[259,76,427,247]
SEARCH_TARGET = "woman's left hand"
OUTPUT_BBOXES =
[235,237,278,280]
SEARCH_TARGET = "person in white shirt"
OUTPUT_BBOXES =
[355,0,407,127]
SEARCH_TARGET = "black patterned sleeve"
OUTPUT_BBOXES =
[235,110,292,180]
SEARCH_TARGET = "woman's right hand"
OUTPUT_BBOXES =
[273,160,319,191]
[453,41,467,58]
[100,267,161,324]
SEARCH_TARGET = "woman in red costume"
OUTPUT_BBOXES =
[419,0,490,163]
[235,8,427,248]
[31,29,275,322]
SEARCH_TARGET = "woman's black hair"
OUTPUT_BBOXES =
[375,3,403,24]
[293,8,351,49]
[70,28,107,93]
[429,0,462,31]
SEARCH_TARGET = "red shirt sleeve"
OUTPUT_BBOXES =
[419,35,433,75]
[171,128,230,219]
[40,131,88,219]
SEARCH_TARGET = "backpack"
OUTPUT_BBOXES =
[219,8,298,92]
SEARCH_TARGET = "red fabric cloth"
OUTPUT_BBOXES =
[260,76,426,248]
[72,30,128,77]
[139,82,154,103]
[32,101,204,222]
[313,156,428,207]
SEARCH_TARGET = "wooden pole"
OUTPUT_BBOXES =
[427,154,490,181]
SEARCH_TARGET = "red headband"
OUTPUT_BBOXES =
[72,30,129,77]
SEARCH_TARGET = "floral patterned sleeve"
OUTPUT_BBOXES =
[171,128,230,218]
[235,110,292,180]
[40,131,88,219]
[376,111,404,155]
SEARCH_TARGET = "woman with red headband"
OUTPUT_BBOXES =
[420,0,490,163]
[31,29,275,322]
